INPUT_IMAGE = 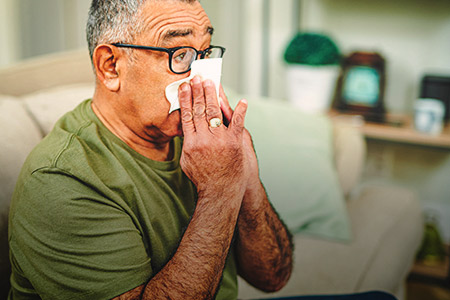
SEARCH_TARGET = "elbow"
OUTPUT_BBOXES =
[265,250,293,292]
[261,265,293,293]
[243,261,293,293]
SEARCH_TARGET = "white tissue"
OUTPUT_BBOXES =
[165,58,222,113]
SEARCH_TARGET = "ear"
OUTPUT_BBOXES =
[92,44,122,92]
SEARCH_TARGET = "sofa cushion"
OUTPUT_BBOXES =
[238,185,423,299]
[228,93,351,241]
[22,83,95,135]
[0,96,42,210]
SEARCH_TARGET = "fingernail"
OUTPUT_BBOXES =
[192,76,201,84]
[203,79,213,87]
[181,83,189,91]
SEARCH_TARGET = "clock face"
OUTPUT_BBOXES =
[342,66,380,106]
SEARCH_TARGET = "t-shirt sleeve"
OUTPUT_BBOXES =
[9,167,152,300]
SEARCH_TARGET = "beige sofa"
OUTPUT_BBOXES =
[0,50,423,299]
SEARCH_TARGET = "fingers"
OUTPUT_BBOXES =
[179,83,195,137]
[179,76,226,134]
[230,99,248,134]
[219,85,233,125]
[191,76,209,132]
[203,80,223,128]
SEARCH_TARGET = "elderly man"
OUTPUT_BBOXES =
[8,0,292,299]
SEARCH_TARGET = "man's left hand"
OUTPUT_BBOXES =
[218,86,261,194]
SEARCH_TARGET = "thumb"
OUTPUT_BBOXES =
[229,99,248,133]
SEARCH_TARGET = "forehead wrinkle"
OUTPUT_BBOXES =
[154,18,212,46]
[147,13,210,36]
[157,18,211,39]
[145,6,208,25]
[139,7,211,45]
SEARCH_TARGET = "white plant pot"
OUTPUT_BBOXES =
[286,64,340,113]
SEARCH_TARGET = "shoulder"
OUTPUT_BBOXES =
[22,99,113,174]
[22,119,93,175]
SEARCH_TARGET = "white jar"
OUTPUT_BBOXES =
[414,98,445,135]
[286,64,339,114]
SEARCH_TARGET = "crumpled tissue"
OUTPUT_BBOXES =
[165,58,222,113]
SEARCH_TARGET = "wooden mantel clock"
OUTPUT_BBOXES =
[333,51,386,122]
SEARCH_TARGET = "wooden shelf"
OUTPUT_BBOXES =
[331,112,450,150]
[412,257,449,281]
[409,244,450,286]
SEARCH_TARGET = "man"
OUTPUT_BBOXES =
[8,0,293,299]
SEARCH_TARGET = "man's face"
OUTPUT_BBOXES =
[118,0,213,144]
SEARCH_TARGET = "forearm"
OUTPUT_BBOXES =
[114,187,243,300]
[236,182,293,292]
[145,190,241,299]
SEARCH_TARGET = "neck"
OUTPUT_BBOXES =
[91,97,174,162]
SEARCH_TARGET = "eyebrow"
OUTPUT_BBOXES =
[164,29,193,40]
[162,26,215,41]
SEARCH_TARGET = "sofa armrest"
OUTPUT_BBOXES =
[347,185,424,297]
[332,120,367,197]
[0,49,94,97]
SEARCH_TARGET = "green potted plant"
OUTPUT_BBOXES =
[284,32,341,113]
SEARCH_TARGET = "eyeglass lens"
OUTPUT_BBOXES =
[171,47,223,73]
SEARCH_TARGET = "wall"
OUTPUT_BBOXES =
[18,0,66,59]
[61,0,91,50]
[0,0,20,67]
[208,0,450,110]
[203,0,297,99]
[5,0,450,107]
[266,0,299,99]
[0,0,296,99]
[0,0,90,67]
[201,0,246,95]
[299,0,450,114]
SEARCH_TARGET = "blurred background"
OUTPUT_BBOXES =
[0,0,450,296]
[1,0,450,250]
[1,0,450,114]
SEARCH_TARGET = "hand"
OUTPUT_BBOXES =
[178,77,249,198]
[219,86,261,191]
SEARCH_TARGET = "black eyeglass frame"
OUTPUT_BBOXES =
[112,43,226,74]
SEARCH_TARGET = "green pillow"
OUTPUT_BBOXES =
[227,93,352,242]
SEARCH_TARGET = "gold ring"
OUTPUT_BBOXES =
[209,118,222,128]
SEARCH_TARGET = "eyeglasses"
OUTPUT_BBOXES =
[112,43,226,74]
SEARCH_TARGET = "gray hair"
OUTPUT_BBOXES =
[86,0,198,61]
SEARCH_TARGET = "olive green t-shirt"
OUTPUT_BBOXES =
[8,100,237,300]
